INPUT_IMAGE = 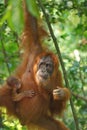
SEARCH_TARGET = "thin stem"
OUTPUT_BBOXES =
[72,92,87,102]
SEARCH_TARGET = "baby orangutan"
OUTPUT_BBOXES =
[7,76,35,101]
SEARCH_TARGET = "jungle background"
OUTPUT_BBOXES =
[0,0,87,130]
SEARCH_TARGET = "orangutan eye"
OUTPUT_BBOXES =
[46,63,54,74]
[39,62,45,68]
[46,63,52,68]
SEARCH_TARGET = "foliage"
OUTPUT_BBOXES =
[26,0,39,17]
[0,0,87,130]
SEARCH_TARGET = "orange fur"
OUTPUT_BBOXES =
[0,0,70,130]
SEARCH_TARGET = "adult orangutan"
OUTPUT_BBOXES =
[0,0,70,130]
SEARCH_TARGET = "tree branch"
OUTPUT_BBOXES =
[72,92,87,103]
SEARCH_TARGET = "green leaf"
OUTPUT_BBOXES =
[26,0,39,18]
[7,0,24,34]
